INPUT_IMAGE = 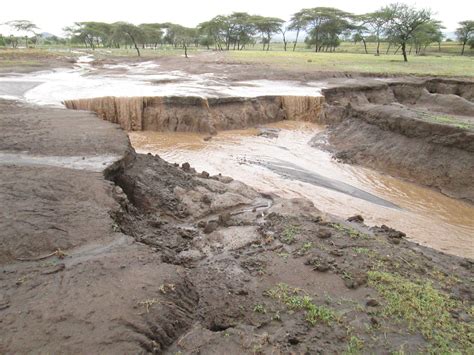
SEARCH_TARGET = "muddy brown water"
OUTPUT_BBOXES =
[130,121,474,259]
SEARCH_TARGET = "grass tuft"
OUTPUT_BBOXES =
[266,283,335,326]
[368,271,473,353]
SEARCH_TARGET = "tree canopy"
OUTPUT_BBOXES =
[456,20,474,55]
[5,4,469,60]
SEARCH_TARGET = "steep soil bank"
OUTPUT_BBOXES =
[64,76,474,203]
[112,153,474,354]
[313,78,474,203]
[64,95,324,133]
[1,99,472,353]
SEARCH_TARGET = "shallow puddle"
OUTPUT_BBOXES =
[0,56,323,106]
[130,121,474,258]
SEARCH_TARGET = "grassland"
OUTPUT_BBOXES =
[1,41,473,77]
[228,50,474,77]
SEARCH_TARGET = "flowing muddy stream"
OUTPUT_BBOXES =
[130,121,474,258]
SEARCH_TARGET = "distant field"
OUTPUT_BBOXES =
[260,41,473,56]
[228,50,474,77]
[1,42,473,77]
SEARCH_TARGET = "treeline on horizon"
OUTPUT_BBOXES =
[1,3,473,61]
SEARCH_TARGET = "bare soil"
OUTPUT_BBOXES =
[0,98,473,353]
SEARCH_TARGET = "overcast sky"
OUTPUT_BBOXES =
[0,0,472,36]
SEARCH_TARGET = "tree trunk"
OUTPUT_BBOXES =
[386,42,391,54]
[280,30,287,51]
[401,42,408,62]
[184,43,188,58]
[461,41,466,55]
[127,33,140,57]
[293,29,300,51]
[376,33,380,55]
[362,38,368,54]
[134,43,141,56]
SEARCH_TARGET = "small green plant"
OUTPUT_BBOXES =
[266,283,336,326]
[159,283,176,294]
[282,225,299,244]
[272,311,281,321]
[330,223,369,239]
[277,252,290,260]
[253,304,267,314]
[298,242,313,255]
[111,221,121,232]
[345,335,364,354]
[353,247,370,254]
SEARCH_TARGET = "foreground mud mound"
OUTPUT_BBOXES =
[3,143,473,352]
[107,154,473,354]
[313,78,474,203]
[64,95,324,133]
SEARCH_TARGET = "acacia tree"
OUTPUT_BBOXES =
[6,20,38,48]
[300,7,354,52]
[139,24,163,49]
[361,10,391,55]
[410,20,444,54]
[456,20,474,55]
[63,22,112,49]
[173,26,197,58]
[253,16,284,51]
[198,19,223,50]
[228,13,256,50]
[288,10,308,51]
[383,3,433,62]
[352,28,369,54]
[301,8,354,52]
[112,22,144,56]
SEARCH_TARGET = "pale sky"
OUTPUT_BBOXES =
[0,0,472,36]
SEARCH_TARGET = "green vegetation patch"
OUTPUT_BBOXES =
[415,111,473,130]
[265,283,336,326]
[368,271,473,353]
[229,51,474,77]
[281,225,299,244]
[330,223,370,239]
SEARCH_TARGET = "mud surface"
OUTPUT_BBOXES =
[1,55,473,353]
[314,79,474,203]
[1,99,473,354]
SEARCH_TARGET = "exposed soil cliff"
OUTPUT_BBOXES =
[64,95,324,133]
[312,78,474,203]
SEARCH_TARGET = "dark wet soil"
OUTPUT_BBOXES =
[0,58,473,353]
